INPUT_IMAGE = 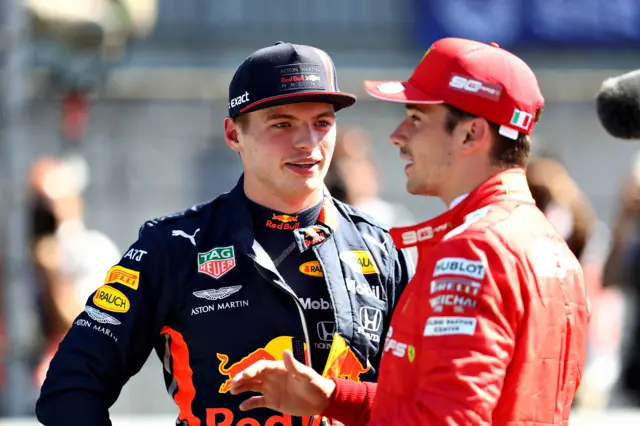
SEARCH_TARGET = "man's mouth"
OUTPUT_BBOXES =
[286,159,321,174]
[402,156,414,172]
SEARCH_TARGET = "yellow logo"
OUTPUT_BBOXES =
[104,265,140,290]
[299,261,324,277]
[407,345,416,363]
[93,285,130,313]
[339,250,379,275]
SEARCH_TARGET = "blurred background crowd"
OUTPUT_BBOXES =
[0,0,640,419]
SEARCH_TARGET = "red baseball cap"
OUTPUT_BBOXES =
[363,37,544,140]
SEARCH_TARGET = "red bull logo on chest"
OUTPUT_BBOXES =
[198,246,236,279]
[217,336,308,394]
[266,214,300,230]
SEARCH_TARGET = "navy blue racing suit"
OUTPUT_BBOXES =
[35,176,413,426]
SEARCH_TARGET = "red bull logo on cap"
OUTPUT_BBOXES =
[217,336,308,394]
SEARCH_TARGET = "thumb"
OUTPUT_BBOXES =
[283,349,307,376]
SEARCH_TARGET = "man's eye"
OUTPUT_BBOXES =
[272,122,290,129]
[316,120,332,128]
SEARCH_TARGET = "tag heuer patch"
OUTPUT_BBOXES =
[198,246,236,279]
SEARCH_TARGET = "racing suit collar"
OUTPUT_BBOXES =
[229,174,339,253]
[449,193,469,210]
[390,168,534,249]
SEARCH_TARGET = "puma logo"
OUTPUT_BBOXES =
[172,228,200,246]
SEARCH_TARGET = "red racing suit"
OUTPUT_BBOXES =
[323,168,590,426]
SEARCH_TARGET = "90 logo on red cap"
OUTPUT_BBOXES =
[448,75,502,101]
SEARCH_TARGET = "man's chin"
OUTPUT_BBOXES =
[284,176,323,195]
[406,180,432,197]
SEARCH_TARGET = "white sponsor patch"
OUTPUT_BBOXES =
[433,257,486,280]
[429,294,477,313]
[429,279,481,295]
[423,316,477,336]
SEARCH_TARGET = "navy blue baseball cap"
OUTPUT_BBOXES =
[228,41,357,118]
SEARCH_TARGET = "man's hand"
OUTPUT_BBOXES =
[230,349,336,416]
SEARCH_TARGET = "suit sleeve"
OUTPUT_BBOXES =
[35,222,174,426]
[322,245,414,426]
[369,235,519,426]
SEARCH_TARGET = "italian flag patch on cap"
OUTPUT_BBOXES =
[510,109,532,129]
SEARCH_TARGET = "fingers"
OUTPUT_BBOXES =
[230,379,262,396]
[283,349,306,375]
[232,359,280,384]
[239,395,267,412]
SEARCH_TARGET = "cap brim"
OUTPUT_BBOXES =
[363,80,443,104]
[238,92,357,116]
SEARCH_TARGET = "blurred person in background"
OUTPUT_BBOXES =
[36,42,413,426]
[602,151,640,407]
[27,158,120,389]
[229,37,589,426]
[526,155,619,410]
[325,127,415,228]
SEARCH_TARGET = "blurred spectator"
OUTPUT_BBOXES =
[526,155,618,410]
[325,127,415,228]
[27,158,120,388]
[603,151,640,407]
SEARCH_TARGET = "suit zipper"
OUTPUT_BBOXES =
[249,241,313,368]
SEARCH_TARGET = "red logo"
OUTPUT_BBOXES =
[302,226,328,247]
[266,214,300,230]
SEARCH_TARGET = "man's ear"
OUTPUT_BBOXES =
[224,117,243,153]
[458,117,491,154]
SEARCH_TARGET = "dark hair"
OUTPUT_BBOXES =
[233,113,250,133]
[443,104,542,168]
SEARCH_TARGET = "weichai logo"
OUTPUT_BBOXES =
[266,214,300,230]
[299,261,323,277]
[205,408,341,426]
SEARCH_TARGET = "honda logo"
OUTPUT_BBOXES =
[359,307,382,332]
[317,321,335,342]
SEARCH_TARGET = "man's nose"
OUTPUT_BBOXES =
[390,122,407,148]
[294,123,322,150]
